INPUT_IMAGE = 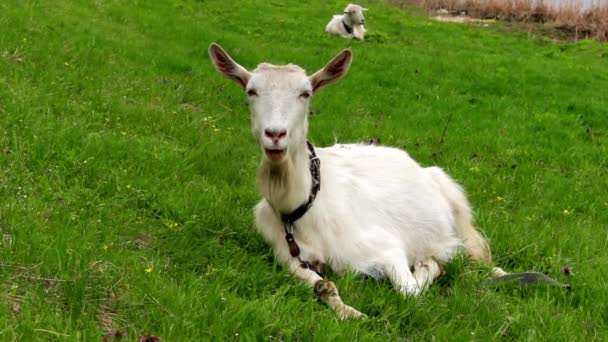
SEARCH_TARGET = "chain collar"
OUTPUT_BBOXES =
[280,141,320,225]
[281,141,320,269]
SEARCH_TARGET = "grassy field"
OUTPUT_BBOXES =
[1,0,607,340]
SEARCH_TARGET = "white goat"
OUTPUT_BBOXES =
[209,43,493,319]
[325,4,367,40]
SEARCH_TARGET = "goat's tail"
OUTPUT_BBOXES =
[427,167,492,263]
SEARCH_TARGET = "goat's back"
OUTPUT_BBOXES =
[311,144,462,269]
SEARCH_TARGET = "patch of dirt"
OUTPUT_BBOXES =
[433,14,497,25]
[134,233,154,250]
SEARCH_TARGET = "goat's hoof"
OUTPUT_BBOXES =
[400,286,422,297]
[414,260,428,270]
[492,267,509,277]
[338,304,367,320]
[438,263,446,276]
[415,257,443,278]
[314,280,338,297]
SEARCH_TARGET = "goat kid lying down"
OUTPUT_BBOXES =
[325,3,367,40]
[209,43,496,319]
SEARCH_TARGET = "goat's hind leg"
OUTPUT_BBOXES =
[384,257,423,296]
[412,257,443,292]
[385,256,443,296]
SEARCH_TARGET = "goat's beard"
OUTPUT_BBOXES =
[258,153,295,207]
[256,139,310,213]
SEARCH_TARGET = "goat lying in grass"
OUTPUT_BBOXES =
[325,4,367,40]
[209,43,494,319]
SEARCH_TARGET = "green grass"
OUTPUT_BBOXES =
[1,0,607,340]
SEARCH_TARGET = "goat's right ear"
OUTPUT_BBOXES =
[309,49,352,93]
[208,43,251,89]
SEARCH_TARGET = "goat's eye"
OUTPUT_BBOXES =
[299,91,311,99]
[247,89,257,96]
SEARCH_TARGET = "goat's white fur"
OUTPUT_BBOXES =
[209,43,492,319]
[325,4,367,40]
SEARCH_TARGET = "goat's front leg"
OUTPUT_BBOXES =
[287,261,366,320]
[352,26,365,40]
[314,280,367,320]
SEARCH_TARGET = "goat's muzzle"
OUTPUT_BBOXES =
[264,148,287,161]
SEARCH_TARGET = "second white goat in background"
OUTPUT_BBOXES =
[326,4,368,40]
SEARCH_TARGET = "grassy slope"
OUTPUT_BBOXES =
[1,0,607,340]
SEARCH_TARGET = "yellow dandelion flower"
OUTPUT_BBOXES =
[496,196,504,201]
[562,209,573,216]
[102,244,109,251]
[145,267,153,273]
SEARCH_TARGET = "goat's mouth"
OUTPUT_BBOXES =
[264,148,287,161]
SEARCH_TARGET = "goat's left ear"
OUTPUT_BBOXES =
[309,49,352,93]
[208,43,251,89]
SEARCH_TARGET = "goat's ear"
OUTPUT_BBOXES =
[309,49,352,93]
[362,7,368,11]
[208,43,251,89]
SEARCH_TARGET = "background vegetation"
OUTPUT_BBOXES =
[1,0,607,340]
[403,0,608,41]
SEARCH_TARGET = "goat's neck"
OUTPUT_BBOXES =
[257,142,311,215]
[343,15,356,28]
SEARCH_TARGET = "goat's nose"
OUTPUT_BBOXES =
[264,128,287,144]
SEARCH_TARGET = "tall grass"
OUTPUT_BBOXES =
[554,3,608,41]
[402,0,608,41]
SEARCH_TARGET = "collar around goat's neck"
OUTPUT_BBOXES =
[280,141,320,270]
[280,141,320,225]
[342,19,354,34]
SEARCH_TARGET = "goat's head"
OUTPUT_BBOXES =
[209,43,352,164]
[344,4,367,25]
